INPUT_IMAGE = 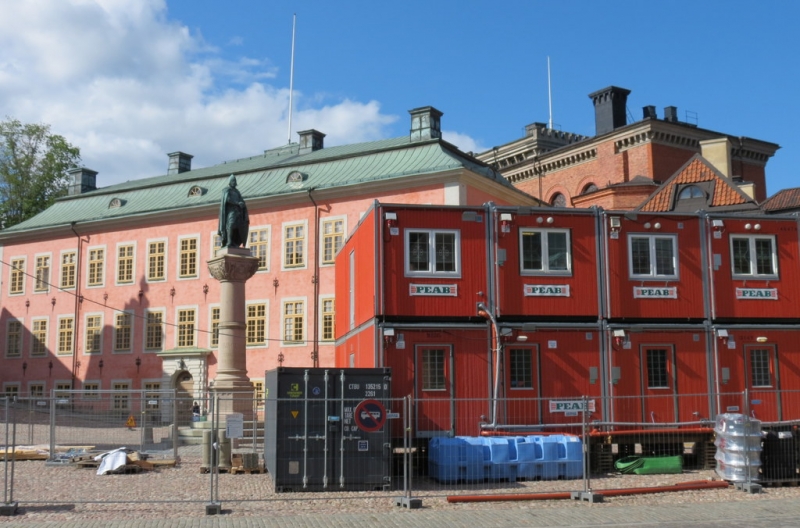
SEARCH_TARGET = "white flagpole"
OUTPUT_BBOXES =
[287,14,296,144]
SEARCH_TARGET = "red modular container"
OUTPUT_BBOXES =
[605,214,705,321]
[708,216,800,321]
[715,329,800,423]
[496,209,600,319]
[609,328,712,426]
[379,205,489,318]
[380,327,491,437]
[335,206,379,337]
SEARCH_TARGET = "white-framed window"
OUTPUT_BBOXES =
[405,229,461,277]
[112,381,130,410]
[519,228,571,275]
[9,257,25,295]
[6,319,23,358]
[246,302,267,347]
[83,381,100,399]
[210,232,222,258]
[116,242,136,285]
[176,307,197,348]
[731,235,778,278]
[144,309,165,352]
[60,250,77,289]
[84,313,103,355]
[147,239,167,282]
[249,227,270,271]
[57,316,74,356]
[3,384,20,399]
[28,382,45,398]
[252,379,265,409]
[209,305,220,348]
[144,381,162,409]
[321,297,335,342]
[31,318,48,357]
[87,246,105,287]
[321,217,345,265]
[628,234,677,279]
[282,220,307,270]
[282,298,305,344]
[178,235,199,279]
[54,382,72,399]
[34,253,52,292]
[114,312,133,353]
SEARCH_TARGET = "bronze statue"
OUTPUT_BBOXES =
[218,174,249,248]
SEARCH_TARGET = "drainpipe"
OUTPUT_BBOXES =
[594,207,609,423]
[477,302,502,428]
[307,189,320,368]
[69,222,83,390]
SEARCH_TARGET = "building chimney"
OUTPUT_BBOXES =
[409,106,443,142]
[663,106,679,123]
[298,129,325,155]
[588,86,631,136]
[643,106,657,119]
[167,152,193,175]
[67,168,98,195]
[700,138,732,178]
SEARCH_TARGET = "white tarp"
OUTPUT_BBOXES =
[95,447,128,475]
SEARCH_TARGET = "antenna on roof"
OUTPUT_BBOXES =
[547,56,553,130]
[287,14,297,144]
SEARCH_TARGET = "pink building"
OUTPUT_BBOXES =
[0,107,540,411]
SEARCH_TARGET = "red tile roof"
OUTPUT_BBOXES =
[761,187,800,212]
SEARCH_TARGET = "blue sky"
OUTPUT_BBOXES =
[1,1,797,194]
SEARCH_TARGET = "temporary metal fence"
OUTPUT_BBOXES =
[2,390,799,515]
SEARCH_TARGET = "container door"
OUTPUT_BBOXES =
[744,345,780,422]
[504,346,540,425]
[640,346,677,424]
[415,345,454,437]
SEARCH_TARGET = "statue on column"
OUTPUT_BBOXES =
[218,174,250,248]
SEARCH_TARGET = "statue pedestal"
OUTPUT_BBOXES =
[207,247,259,416]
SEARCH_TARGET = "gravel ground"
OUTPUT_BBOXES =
[2,447,800,524]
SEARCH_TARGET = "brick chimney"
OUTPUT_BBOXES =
[588,86,631,136]
[298,129,325,155]
[409,106,443,142]
[167,152,193,175]
[68,168,98,195]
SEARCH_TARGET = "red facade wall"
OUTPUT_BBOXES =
[605,214,705,320]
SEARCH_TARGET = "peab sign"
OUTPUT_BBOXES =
[524,284,570,297]
[736,288,778,300]
[633,287,677,299]
[549,400,596,413]
[409,284,457,296]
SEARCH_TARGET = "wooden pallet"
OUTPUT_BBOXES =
[230,466,265,475]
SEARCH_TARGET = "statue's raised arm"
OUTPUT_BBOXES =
[218,174,250,248]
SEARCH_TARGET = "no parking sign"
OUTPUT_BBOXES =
[354,399,386,432]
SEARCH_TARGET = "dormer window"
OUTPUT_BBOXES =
[678,185,705,200]
[108,198,124,209]
[188,186,205,197]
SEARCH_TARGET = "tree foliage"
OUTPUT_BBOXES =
[0,118,81,228]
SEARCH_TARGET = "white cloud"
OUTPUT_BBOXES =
[442,130,488,156]
[0,0,397,186]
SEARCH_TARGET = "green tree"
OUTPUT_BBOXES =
[0,118,81,228]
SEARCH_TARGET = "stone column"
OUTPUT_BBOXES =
[207,247,259,416]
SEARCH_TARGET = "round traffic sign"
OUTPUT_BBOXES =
[354,399,386,432]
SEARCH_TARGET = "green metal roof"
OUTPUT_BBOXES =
[1,136,514,235]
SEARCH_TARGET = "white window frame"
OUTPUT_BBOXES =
[5,318,24,359]
[281,296,307,346]
[8,256,26,296]
[60,250,77,290]
[143,308,166,353]
[320,215,346,267]
[3,383,21,399]
[208,304,221,349]
[248,225,271,272]
[111,380,131,410]
[281,219,308,271]
[84,312,104,355]
[146,238,168,283]
[83,380,101,399]
[209,231,222,259]
[28,381,46,398]
[320,296,336,342]
[30,316,49,358]
[404,229,461,278]
[57,315,75,356]
[730,234,778,279]
[174,305,199,349]
[85,245,107,288]
[115,241,137,286]
[176,234,200,280]
[113,311,134,354]
[245,300,269,348]
[628,233,678,280]
[34,252,52,293]
[519,228,572,276]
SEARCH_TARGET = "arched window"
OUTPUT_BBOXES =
[677,186,704,200]
[108,198,124,209]
[581,183,599,195]
[550,193,567,208]
[188,186,205,197]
